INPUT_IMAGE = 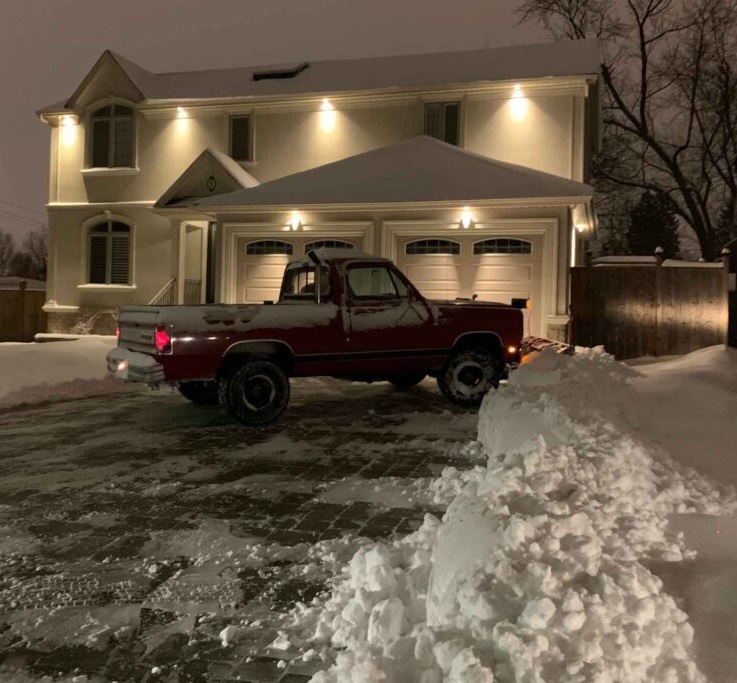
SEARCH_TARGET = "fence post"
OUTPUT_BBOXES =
[723,248,731,347]
[654,247,664,356]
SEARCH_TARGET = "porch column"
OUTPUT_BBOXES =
[176,222,186,305]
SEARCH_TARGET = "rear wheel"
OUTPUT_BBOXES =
[226,360,290,426]
[389,371,427,390]
[437,348,502,407]
[177,380,219,405]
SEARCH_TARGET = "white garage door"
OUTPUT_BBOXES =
[397,235,543,336]
[240,238,359,303]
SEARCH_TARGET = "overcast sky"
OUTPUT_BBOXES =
[0,0,546,239]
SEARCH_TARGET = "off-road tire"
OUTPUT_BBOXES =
[437,348,503,407]
[389,371,427,390]
[226,360,290,426]
[177,380,220,405]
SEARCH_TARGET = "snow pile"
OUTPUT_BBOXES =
[0,337,135,408]
[285,348,734,682]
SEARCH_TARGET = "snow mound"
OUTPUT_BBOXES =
[285,348,734,682]
[0,338,136,408]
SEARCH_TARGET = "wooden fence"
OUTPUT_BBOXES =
[0,286,47,342]
[570,251,730,359]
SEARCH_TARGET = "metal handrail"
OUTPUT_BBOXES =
[148,276,176,305]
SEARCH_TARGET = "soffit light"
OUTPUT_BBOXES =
[460,207,473,229]
[320,98,336,133]
[510,83,527,120]
[289,211,302,231]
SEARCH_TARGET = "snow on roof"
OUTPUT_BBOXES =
[191,136,593,209]
[39,39,600,113]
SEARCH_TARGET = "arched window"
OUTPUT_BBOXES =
[305,240,355,251]
[88,221,131,284]
[405,239,460,255]
[89,104,135,168]
[473,238,532,255]
[245,240,294,255]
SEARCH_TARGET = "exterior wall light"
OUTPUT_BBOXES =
[60,114,78,146]
[510,84,527,121]
[575,223,586,233]
[460,207,473,229]
[289,211,302,231]
[320,98,336,133]
[176,106,187,119]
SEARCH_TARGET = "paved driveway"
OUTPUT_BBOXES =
[0,378,477,682]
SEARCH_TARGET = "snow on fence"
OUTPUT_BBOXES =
[570,249,730,359]
[0,282,46,342]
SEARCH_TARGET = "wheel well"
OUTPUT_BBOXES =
[218,341,294,380]
[452,332,503,360]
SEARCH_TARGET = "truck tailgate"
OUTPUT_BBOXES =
[117,306,163,354]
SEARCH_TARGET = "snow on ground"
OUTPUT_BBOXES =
[0,337,136,408]
[273,347,737,682]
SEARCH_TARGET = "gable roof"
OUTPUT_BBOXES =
[39,39,599,115]
[155,147,259,208]
[190,136,593,209]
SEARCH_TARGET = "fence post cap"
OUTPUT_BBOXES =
[721,247,731,256]
[698,257,706,262]
[654,246,664,254]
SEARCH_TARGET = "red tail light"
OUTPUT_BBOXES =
[155,325,172,353]
[115,325,120,339]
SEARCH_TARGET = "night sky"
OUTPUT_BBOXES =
[0,0,545,238]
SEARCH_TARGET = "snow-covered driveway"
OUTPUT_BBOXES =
[0,375,476,681]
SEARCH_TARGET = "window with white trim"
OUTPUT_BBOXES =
[88,221,131,284]
[424,102,460,146]
[89,105,135,168]
[304,240,355,251]
[473,238,532,255]
[405,239,460,255]
[230,115,252,161]
[245,240,293,255]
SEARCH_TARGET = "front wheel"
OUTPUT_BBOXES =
[177,380,219,405]
[437,348,502,407]
[227,360,290,426]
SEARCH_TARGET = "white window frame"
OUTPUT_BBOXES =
[86,100,138,170]
[78,213,136,290]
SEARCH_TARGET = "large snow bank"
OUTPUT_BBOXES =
[0,338,136,409]
[281,348,735,682]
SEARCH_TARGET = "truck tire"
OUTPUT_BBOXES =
[437,348,502,407]
[177,380,219,405]
[227,359,290,426]
[389,371,427,390]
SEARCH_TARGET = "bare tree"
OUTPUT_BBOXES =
[8,228,47,280]
[518,0,737,259]
[0,229,15,276]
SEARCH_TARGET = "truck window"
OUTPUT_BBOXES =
[282,265,330,300]
[347,265,407,299]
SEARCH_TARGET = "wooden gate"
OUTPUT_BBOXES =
[0,287,47,342]
[570,252,730,359]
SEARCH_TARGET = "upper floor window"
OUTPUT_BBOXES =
[89,105,135,168]
[230,115,252,161]
[88,221,131,284]
[474,238,532,255]
[405,239,460,255]
[424,102,460,146]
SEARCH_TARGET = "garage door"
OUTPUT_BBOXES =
[397,235,543,336]
[239,238,358,303]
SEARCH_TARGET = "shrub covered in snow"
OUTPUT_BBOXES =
[280,348,735,682]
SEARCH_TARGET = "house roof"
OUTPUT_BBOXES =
[189,136,594,209]
[38,39,600,115]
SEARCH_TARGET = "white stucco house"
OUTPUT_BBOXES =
[37,40,599,339]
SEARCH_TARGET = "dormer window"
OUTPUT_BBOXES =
[89,104,135,168]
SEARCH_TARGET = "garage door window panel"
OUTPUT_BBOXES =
[405,239,461,255]
[474,238,532,255]
[246,240,294,255]
[305,240,354,251]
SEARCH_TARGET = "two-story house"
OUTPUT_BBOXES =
[37,39,599,340]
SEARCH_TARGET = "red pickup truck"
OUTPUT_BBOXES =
[108,249,523,425]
